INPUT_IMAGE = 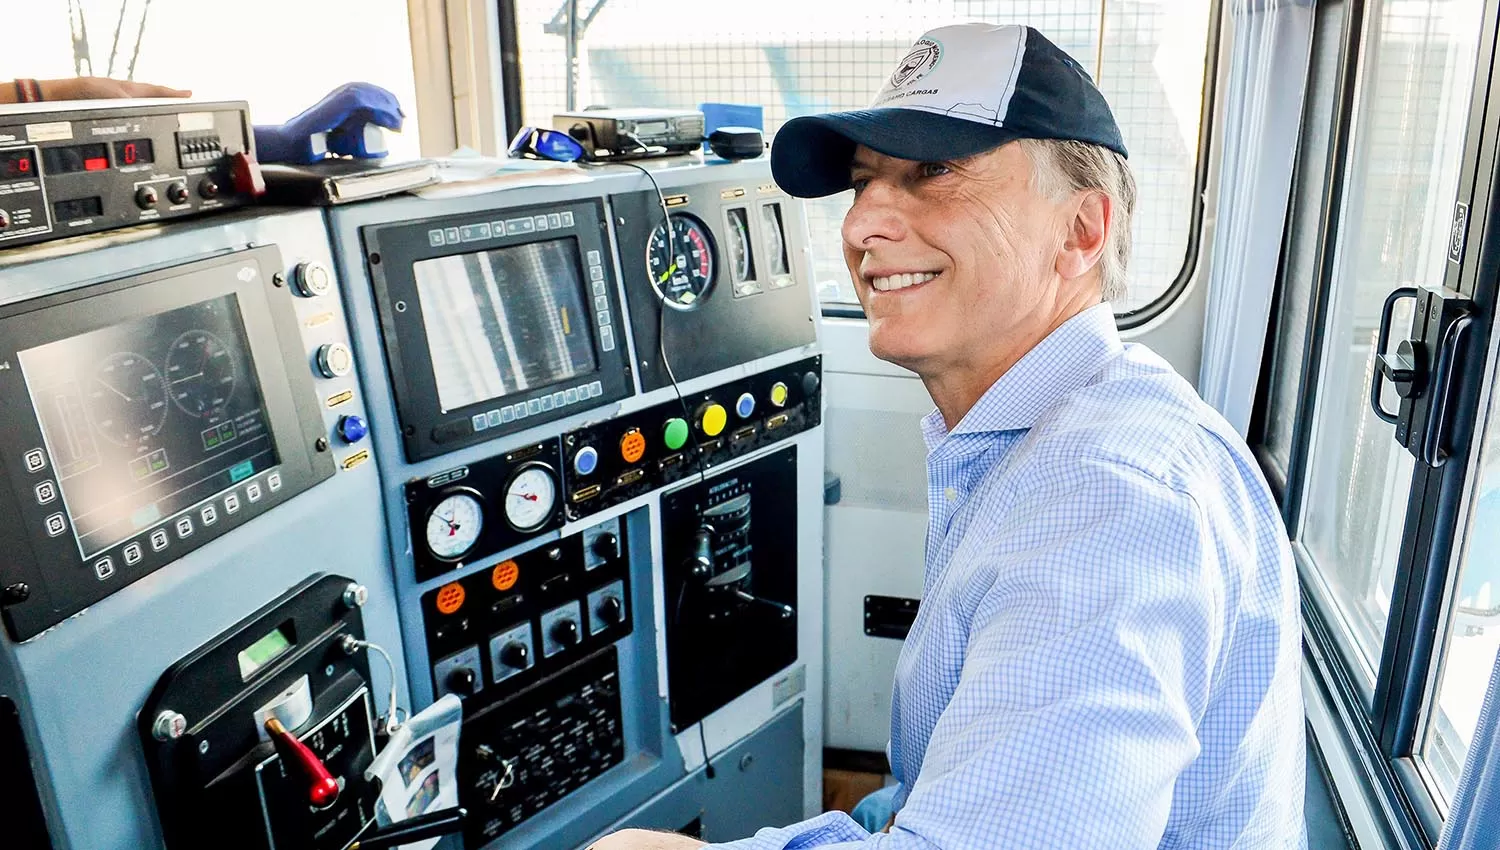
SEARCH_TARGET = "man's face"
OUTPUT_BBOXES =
[841,143,1075,377]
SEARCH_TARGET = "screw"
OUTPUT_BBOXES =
[739,753,754,772]
[272,272,285,287]
[2,583,30,604]
[315,437,329,452]
[325,664,336,676]
[152,710,188,741]
[343,583,368,609]
[198,739,210,755]
[341,634,360,655]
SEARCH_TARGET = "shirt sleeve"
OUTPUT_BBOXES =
[708,456,1222,850]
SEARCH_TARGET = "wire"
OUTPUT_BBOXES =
[697,718,716,779]
[348,637,406,736]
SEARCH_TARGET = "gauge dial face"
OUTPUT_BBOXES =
[88,351,169,447]
[426,491,484,562]
[727,208,754,283]
[165,330,237,418]
[504,465,557,531]
[646,213,716,309]
[761,204,790,276]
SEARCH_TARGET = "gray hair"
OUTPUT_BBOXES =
[1018,138,1136,302]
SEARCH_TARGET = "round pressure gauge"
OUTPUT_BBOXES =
[503,464,557,532]
[646,213,716,309]
[425,490,485,562]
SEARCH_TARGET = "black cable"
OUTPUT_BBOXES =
[697,716,716,779]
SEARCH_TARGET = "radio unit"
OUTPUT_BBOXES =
[363,198,632,461]
[0,99,256,249]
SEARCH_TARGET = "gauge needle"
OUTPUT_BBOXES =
[95,378,133,402]
[656,262,677,284]
[518,493,538,502]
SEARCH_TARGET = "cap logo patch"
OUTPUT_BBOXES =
[890,38,942,89]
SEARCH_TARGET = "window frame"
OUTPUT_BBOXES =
[497,0,1225,326]
[1250,0,1500,843]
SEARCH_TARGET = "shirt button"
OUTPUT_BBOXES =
[944,487,957,502]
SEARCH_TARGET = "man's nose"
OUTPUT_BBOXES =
[842,183,909,249]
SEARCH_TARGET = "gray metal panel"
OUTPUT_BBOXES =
[0,209,405,850]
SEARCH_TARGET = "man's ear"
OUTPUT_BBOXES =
[1055,191,1110,282]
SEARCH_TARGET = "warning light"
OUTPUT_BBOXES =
[492,560,520,592]
[435,582,466,614]
[84,157,108,171]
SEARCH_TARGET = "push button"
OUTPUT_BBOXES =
[123,543,143,565]
[663,418,689,451]
[735,392,756,419]
[44,513,66,537]
[34,480,56,504]
[769,382,789,408]
[175,516,194,538]
[93,557,115,581]
[23,449,46,473]
[150,528,170,551]
[573,445,599,476]
[697,403,727,437]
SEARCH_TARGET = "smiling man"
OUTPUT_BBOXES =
[591,22,1305,850]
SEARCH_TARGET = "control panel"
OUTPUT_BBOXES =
[562,357,822,521]
[405,441,565,581]
[421,513,633,706]
[0,100,255,249]
[459,648,624,845]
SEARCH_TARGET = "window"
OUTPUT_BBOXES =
[1296,0,1481,689]
[1,1,424,159]
[510,0,1213,317]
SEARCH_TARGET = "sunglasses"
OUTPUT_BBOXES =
[507,126,586,162]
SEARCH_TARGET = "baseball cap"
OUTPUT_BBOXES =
[770,23,1127,199]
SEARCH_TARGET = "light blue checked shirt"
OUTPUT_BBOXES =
[714,304,1305,849]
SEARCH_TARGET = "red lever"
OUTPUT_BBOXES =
[265,716,340,808]
[230,151,266,197]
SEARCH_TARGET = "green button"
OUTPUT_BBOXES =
[663,418,689,451]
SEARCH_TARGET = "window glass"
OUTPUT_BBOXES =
[1298,0,1482,685]
[1422,392,1500,803]
[513,0,1212,315]
[1,1,423,159]
[1264,0,1346,476]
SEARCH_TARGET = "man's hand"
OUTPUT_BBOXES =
[587,828,707,849]
[38,78,191,101]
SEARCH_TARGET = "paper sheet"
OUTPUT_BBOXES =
[364,694,464,850]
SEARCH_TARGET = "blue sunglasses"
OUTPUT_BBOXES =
[508,126,586,162]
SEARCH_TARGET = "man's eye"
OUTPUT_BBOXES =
[850,177,871,194]
[920,162,952,178]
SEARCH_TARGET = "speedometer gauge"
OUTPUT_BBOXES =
[646,213,716,309]
[503,464,557,531]
[426,490,484,562]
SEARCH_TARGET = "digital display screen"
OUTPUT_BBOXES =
[0,148,36,180]
[43,143,109,174]
[53,196,103,222]
[18,295,279,559]
[413,238,598,413]
[113,138,154,166]
[237,624,293,680]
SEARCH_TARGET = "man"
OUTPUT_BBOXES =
[595,22,1305,849]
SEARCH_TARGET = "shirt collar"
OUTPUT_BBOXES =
[921,303,1123,448]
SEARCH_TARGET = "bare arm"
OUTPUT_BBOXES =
[0,77,191,104]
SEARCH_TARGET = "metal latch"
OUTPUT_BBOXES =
[1370,284,1474,467]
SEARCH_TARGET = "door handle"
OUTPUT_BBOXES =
[1420,313,1473,467]
[1370,286,1419,425]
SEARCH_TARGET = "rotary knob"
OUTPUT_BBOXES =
[446,666,479,696]
[801,371,820,397]
[134,186,159,210]
[166,182,190,204]
[592,532,619,561]
[499,641,529,670]
[598,595,626,625]
[551,618,580,647]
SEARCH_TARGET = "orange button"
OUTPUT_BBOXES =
[492,559,520,592]
[620,429,647,464]
[435,582,466,614]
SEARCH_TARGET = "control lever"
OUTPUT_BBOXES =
[348,807,467,850]
[264,716,340,808]
[734,589,794,619]
[688,528,714,580]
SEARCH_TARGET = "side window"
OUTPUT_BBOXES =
[0,1,425,159]
[510,1,1214,318]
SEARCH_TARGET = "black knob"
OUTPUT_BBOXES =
[551,618,580,647]
[500,640,529,669]
[166,183,189,204]
[445,666,478,696]
[598,595,625,625]
[134,186,158,209]
[801,371,820,397]
[592,532,619,561]
[198,178,220,199]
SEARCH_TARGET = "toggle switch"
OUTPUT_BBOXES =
[264,716,340,809]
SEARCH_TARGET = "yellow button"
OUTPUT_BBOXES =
[699,403,728,437]
[769,382,789,408]
[620,429,647,464]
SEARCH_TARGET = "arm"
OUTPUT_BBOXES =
[0,78,191,104]
[712,458,1222,849]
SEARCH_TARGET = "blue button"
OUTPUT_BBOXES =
[565,388,579,403]
[472,413,489,431]
[500,407,515,423]
[487,410,502,427]
[552,391,567,408]
[540,395,554,412]
[527,400,542,415]
[338,415,369,444]
[736,392,756,418]
[573,446,599,476]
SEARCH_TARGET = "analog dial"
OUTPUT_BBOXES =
[165,330,237,418]
[504,464,557,531]
[88,351,169,447]
[646,213,716,309]
[426,491,484,562]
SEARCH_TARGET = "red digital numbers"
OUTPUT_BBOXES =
[18,157,30,173]
[123,142,137,165]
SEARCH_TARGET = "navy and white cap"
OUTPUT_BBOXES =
[771,23,1127,199]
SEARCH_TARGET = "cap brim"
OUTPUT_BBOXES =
[770,108,1019,198]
